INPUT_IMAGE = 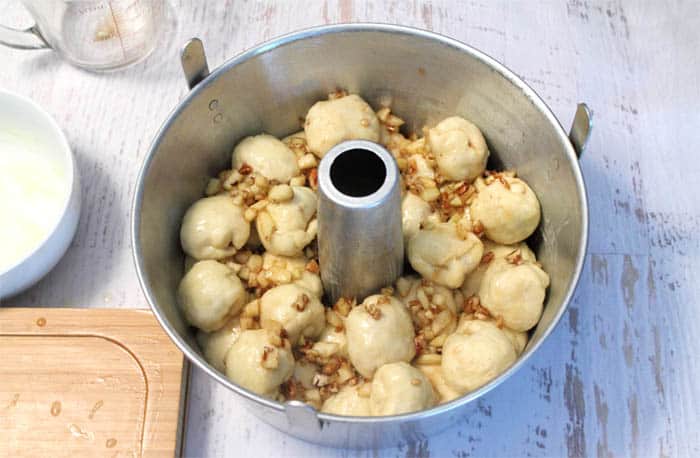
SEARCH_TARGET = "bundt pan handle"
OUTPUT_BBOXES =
[181,38,210,89]
[569,103,592,157]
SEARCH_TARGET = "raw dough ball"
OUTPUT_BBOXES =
[260,253,323,297]
[304,94,380,157]
[259,284,325,344]
[395,276,458,348]
[478,258,550,331]
[256,186,317,257]
[416,363,461,403]
[442,319,517,394]
[396,276,458,314]
[180,195,250,260]
[293,271,323,299]
[370,362,436,416]
[224,329,294,398]
[197,317,242,372]
[321,384,372,416]
[456,317,528,356]
[461,240,536,298]
[317,324,349,358]
[402,193,432,240]
[178,260,246,332]
[428,116,489,182]
[407,223,484,288]
[293,360,318,389]
[503,327,528,355]
[232,134,299,183]
[469,175,541,244]
[345,294,415,378]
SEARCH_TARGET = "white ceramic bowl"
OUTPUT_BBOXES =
[0,90,81,300]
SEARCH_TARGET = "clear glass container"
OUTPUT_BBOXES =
[0,0,169,71]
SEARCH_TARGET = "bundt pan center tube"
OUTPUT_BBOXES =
[132,24,591,448]
[317,139,404,305]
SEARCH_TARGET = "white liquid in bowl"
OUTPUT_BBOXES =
[0,130,68,272]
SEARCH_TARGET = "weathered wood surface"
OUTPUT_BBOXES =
[1,1,698,456]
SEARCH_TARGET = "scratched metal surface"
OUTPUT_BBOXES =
[1,1,698,456]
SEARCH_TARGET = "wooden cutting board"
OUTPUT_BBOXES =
[0,308,188,457]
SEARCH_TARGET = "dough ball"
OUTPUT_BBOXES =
[304,94,380,157]
[396,276,458,314]
[256,186,317,257]
[345,294,415,378]
[224,329,294,398]
[478,258,550,331]
[293,360,318,389]
[178,260,246,331]
[461,240,536,298]
[456,317,527,355]
[259,284,325,344]
[442,319,517,394]
[197,317,243,372]
[180,195,250,260]
[370,362,436,416]
[317,324,349,358]
[395,276,458,348]
[321,384,372,416]
[503,327,528,355]
[294,270,323,299]
[469,175,541,244]
[416,362,461,404]
[428,116,489,182]
[407,223,484,288]
[260,252,323,297]
[402,193,433,240]
[232,134,299,183]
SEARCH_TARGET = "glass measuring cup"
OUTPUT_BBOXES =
[0,0,168,71]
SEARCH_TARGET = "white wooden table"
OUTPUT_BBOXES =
[1,1,698,456]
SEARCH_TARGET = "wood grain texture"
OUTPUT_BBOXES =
[0,0,698,456]
[0,308,186,457]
